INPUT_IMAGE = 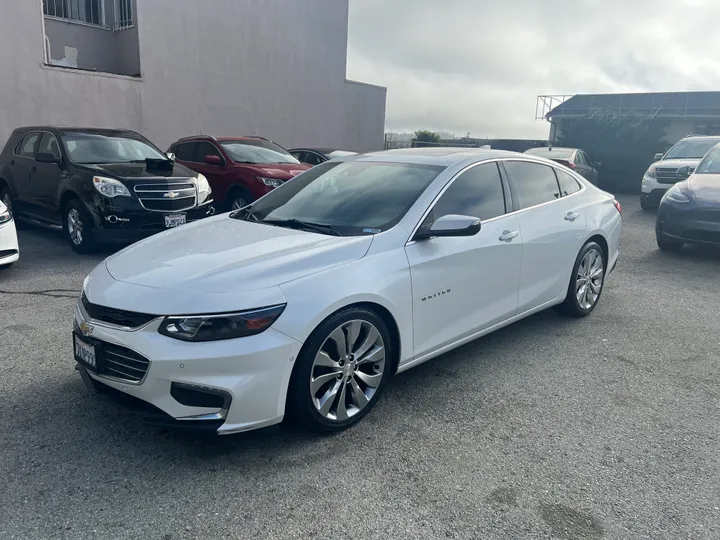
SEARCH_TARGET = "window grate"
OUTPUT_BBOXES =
[114,0,134,30]
[43,0,105,27]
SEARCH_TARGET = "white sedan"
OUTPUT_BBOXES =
[74,148,622,434]
[0,199,19,268]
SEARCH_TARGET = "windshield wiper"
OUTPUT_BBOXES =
[262,218,343,237]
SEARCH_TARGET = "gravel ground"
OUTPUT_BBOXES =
[1,195,719,540]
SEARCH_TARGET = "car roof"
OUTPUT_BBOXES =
[679,135,720,142]
[291,147,355,154]
[14,126,139,135]
[346,147,520,166]
[526,146,578,153]
[172,135,269,143]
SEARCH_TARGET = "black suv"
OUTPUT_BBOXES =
[0,127,215,252]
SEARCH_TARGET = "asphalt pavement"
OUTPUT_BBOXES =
[1,195,719,540]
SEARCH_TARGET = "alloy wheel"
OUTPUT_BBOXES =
[576,248,604,310]
[310,320,386,421]
[67,208,84,246]
[231,197,249,211]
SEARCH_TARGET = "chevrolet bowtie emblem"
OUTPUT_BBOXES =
[164,191,180,199]
[79,321,94,336]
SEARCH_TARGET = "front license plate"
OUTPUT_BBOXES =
[165,214,187,228]
[74,334,97,372]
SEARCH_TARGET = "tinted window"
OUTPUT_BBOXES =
[19,133,40,157]
[243,161,444,235]
[38,133,61,159]
[556,169,582,196]
[695,145,720,173]
[504,161,561,209]
[61,131,166,164]
[220,140,300,164]
[432,163,506,222]
[196,142,223,163]
[303,152,325,166]
[173,142,197,162]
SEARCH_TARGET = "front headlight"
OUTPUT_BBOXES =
[258,177,283,188]
[93,176,131,198]
[645,167,657,179]
[196,173,212,204]
[0,208,11,224]
[663,185,690,204]
[158,304,286,342]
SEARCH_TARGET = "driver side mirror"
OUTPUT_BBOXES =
[654,153,664,161]
[414,214,481,241]
[204,155,224,166]
[166,152,176,161]
[35,152,59,164]
[594,161,602,168]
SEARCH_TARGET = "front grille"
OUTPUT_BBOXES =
[656,168,682,184]
[82,293,157,328]
[133,183,197,212]
[101,343,151,383]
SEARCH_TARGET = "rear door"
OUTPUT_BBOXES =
[28,132,63,220]
[10,132,41,214]
[502,160,588,313]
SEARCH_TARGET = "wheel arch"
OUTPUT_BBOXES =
[586,233,609,269]
[59,189,81,211]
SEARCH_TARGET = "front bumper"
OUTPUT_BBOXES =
[0,219,19,266]
[657,205,720,245]
[73,300,303,435]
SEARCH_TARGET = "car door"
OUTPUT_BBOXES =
[192,141,230,199]
[9,132,41,214]
[405,161,522,359]
[573,151,591,180]
[502,160,588,313]
[29,132,63,220]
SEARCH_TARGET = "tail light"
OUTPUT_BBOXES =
[613,199,622,214]
[554,159,575,169]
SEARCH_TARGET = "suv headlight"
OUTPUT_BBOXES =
[0,207,12,224]
[663,184,690,204]
[196,173,212,204]
[258,177,283,188]
[93,176,131,198]
[645,167,657,179]
[158,304,286,342]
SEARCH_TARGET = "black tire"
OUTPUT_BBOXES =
[226,187,253,212]
[63,199,97,254]
[656,227,683,252]
[555,241,606,318]
[640,195,656,212]
[286,307,395,432]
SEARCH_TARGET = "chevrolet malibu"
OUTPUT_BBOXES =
[74,148,622,434]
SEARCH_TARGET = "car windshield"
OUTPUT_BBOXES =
[61,132,167,164]
[525,147,575,159]
[664,139,720,159]
[235,161,444,235]
[694,145,720,174]
[220,140,300,164]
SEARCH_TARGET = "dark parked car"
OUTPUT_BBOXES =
[656,142,720,251]
[168,136,311,210]
[0,127,214,253]
[289,147,358,166]
[524,146,600,184]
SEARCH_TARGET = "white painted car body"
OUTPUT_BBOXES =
[0,200,19,267]
[76,149,622,434]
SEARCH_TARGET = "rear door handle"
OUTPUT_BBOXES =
[565,211,579,221]
[499,230,519,242]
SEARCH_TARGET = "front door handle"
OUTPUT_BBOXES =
[499,230,519,242]
[565,211,580,221]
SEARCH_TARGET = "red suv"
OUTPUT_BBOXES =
[168,136,311,210]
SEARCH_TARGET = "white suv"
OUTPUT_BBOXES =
[641,135,720,210]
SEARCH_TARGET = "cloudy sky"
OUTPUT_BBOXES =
[347,0,720,139]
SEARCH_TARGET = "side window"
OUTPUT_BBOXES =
[173,142,197,162]
[556,169,582,196]
[304,152,324,166]
[38,133,61,159]
[18,133,41,157]
[576,152,588,166]
[291,151,303,162]
[195,142,224,163]
[504,161,561,209]
[431,162,506,222]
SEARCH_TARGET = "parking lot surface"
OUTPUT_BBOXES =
[1,195,719,540]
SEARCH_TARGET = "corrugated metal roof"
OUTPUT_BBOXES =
[547,91,720,119]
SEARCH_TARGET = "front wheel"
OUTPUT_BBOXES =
[63,199,96,254]
[556,241,606,318]
[640,195,656,212]
[286,308,394,432]
[227,189,253,212]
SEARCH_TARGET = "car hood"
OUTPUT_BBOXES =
[104,214,373,293]
[653,158,702,169]
[80,161,198,180]
[688,174,720,203]
[234,163,311,180]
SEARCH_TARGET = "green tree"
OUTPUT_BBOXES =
[412,130,441,148]
[556,110,668,193]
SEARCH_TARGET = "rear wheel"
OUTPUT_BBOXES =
[556,241,606,318]
[286,307,394,432]
[63,199,96,254]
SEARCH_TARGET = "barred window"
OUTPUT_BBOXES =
[114,0,134,30]
[43,0,105,26]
